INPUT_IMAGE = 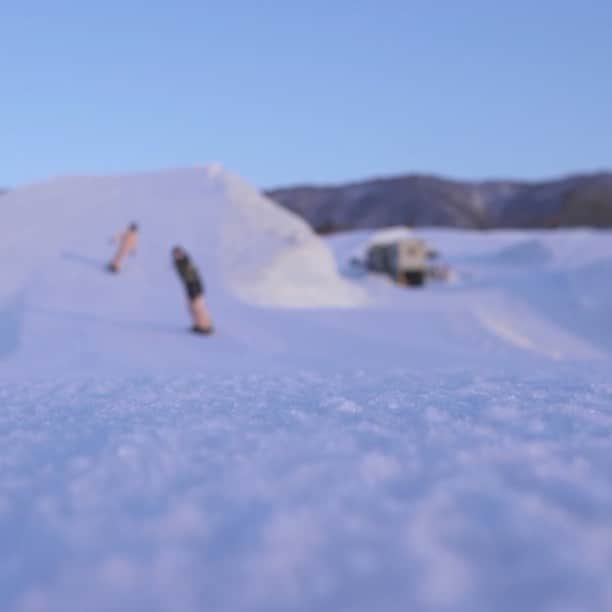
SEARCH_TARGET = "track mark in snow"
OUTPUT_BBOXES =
[477,310,560,357]
[474,300,603,361]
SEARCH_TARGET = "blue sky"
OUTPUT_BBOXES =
[3,1,612,188]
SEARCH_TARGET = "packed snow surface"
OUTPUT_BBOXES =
[1,166,612,612]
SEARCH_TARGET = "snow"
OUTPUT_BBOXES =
[1,166,612,611]
[365,225,415,246]
[3,373,612,612]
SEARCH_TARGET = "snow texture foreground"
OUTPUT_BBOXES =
[2,372,612,612]
[2,167,612,611]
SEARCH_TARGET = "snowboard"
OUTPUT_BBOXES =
[191,325,214,336]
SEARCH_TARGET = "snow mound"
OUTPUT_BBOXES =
[211,167,365,307]
[0,166,364,309]
[490,238,553,266]
[366,225,414,247]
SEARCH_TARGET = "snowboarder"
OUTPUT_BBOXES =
[108,222,139,273]
[172,246,214,335]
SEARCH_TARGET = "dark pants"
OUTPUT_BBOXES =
[185,280,203,301]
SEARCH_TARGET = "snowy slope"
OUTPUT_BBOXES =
[329,227,612,361]
[1,167,612,612]
[1,166,368,376]
[1,165,363,308]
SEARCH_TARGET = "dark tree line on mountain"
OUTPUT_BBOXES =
[267,172,612,233]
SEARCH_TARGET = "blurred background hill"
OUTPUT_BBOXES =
[268,171,612,233]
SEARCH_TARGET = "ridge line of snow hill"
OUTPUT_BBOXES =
[0,164,366,309]
[212,166,367,307]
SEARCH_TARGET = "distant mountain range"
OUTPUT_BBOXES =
[267,172,612,233]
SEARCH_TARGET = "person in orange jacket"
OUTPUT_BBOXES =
[108,223,139,273]
[172,246,214,334]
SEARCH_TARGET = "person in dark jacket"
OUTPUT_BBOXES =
[172,246,214,334]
